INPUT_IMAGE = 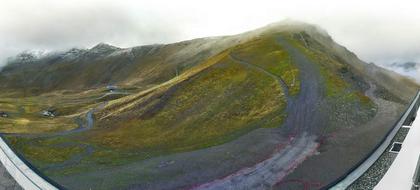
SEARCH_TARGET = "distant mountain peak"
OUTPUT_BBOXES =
[88,43,121,56]
[257,19,332,39]
[7,50,48,64]
[58,48,86,60]
[91,43,120,50]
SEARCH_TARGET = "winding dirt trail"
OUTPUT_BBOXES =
[2,95,109,172]
[194,36,324,190]
[229,54,290,98]
[276,36,325,134]
[5,99,107,138]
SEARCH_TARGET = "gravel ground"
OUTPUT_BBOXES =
[48,36,406,190]
[50,34,327,190]
[348,127,410,189]
[0,162,22,190]
[276,78,405,190]
[192,37,325,190]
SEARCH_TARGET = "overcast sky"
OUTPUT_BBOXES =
[1,0,419,80]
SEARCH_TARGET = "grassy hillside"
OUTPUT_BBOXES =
[231,36,300,95]
[0,21,418,189]
[4,36,296,175]
[91,56,285,151]
[0,36,256,97]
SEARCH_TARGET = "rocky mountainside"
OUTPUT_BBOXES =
[1,20,418,190]
[1,20,417,98]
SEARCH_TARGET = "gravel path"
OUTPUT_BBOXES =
[229,54,290,97]
[193,36,324,190]
[4,90,113,138]
[275,36,325,134]
[4,104,100,138]
[44,36,407,190]
[0,95,107,188]
[194,133,318,190]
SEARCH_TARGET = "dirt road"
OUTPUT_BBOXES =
[194,36,325,189]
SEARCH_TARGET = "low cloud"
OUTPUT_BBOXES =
[0,0,184,66]
[390,62,418,72]
[386,62,420,82]
[1,0,420,83]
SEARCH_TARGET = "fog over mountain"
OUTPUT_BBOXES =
[388,61,420,81]
[391,62,418,71]
[1,0,420,81]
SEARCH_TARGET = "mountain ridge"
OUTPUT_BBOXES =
[1,20,418,98]
[0,20,419,190]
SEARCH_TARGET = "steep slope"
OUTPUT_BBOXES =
[0,35,258,97]
[1,20,418,190]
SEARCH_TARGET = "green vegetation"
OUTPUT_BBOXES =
[0,22,415,190]
[232,36,300,95]
[7,32,375,178]
[6,136,84,164]
[88,54,286,154]
[0,86,129,134]
[0,96,77,134]
[284,32,374,107]
[0,25,400,184]
[2,45,290,176]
